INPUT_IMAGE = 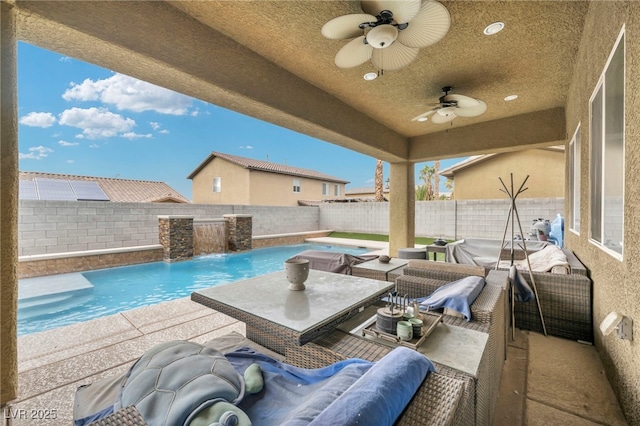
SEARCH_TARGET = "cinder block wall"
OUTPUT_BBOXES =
[319,198,564,240]
[18,198,563,256]
[18,200,320,256]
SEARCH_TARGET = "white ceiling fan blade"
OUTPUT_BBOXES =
[371,42,419,71]
[335,36,373,68]
[361,1,421,24]
[321,14,377,39]
[455,99,488,117]
[443,93,480,108]
[397,1,451,48]
[431,110,456,124]
[411,109,437,121]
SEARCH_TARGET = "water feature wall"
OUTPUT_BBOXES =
[193,219,227,255]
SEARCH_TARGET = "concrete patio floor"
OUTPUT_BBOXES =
[8,297,627,425]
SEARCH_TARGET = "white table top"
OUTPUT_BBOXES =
[352,258,408,273]
[194,269,393,334]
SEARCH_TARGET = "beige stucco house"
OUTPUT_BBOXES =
[440,147,565,200]
[187,151,348,206]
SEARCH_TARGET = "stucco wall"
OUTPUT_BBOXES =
[191,157,250,204]
[452,149,565,200]
[564,2,639,423]
[190,157,346,206]
[249,170,345,206]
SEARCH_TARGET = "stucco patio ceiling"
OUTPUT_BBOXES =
[14,0,589,163]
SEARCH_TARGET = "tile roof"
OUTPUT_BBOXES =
[19,171,190,203]
[187,151,349,184]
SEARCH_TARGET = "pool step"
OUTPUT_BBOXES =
[18,273,94,319]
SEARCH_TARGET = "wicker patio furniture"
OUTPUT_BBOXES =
[86,331,466,426]
[311,330,478,426]
[393,261,509,426]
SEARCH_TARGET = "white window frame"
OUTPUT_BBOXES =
[212,177,221,193]
[334,184,341,196]
[568,124,581,234]
[293,179,301,193]
[588,26,625,260]
[322,183,330,196]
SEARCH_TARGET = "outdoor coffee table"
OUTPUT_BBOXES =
[191,270,394,354]
[351,258,408,281]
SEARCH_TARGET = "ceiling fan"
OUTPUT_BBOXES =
[321,0,450,72]
[411,86,487,124]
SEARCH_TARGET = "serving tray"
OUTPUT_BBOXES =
[361,311,443,350]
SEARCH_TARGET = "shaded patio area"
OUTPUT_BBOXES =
[11,296,625,425]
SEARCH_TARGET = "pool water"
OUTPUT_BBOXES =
[17,243,368,336]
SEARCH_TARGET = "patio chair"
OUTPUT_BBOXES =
[393,260,509,426]
[80,332,466,426]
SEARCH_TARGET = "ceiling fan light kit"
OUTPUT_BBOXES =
[412,86,487,124]
[321,0,451,72]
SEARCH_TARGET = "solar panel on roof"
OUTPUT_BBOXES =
[35,178,76,201]
[19,180,39,200]
[69,180,110,201]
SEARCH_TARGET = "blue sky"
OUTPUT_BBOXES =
[18,42,465,201]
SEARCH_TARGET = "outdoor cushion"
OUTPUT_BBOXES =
[225,346,434,426]
[418,276,485,320]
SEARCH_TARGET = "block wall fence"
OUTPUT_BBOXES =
[18,198,563,257]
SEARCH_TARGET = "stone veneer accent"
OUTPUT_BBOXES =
[224,214,252,251]
[158,216,194,262]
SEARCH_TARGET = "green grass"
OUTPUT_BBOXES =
[327,232,445,246]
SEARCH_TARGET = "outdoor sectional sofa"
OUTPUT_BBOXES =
[393,260,509,426]
[79,332,468,426]
[444,238,593,343]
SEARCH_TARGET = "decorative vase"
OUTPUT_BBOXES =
[284,259,309,291]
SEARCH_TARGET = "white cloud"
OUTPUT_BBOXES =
[59,56,72,62]
[239,145,254,149]
[58,107,136,139]
[19,112,56,128]
[66,159,75,164]
[89,144,99,148]
[19,145,53,160]
[149,121,161,130]
[158,129,170,134]
[122,132,152,140]
[62,73,193,115]
[58,140,79,147]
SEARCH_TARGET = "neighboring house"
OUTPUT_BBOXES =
[188,151,348,206]
[345,186,390,200]
[439,147,565,200]
[19,171,190,203]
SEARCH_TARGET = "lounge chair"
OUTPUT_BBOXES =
[78,332,467,426]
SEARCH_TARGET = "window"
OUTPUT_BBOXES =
[293,179,301,193]
[212,177,221,193]
[569,125,581,233]
[589,27,624,258]
[322,183,330,196]
[334,184,341,196]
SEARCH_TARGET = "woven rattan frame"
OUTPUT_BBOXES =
[286,339,466,426]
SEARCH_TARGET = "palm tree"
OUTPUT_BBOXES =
[374,159,384,201]
[445,177,454,199]
[418,164,435,200]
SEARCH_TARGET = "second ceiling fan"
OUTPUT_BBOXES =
[412,86,487,124]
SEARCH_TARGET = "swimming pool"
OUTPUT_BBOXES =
[17,243,369,336]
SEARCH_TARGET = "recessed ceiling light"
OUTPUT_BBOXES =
[484,22,505,35]
[504,94,518,101]
[417,117,428,122]
[363,72,378,81]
